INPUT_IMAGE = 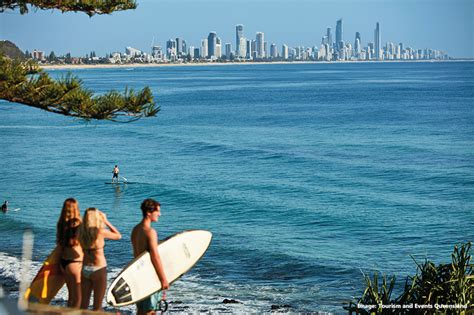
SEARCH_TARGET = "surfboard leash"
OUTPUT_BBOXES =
[158,290,168,313]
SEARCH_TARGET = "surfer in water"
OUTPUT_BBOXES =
[131,199,169,315]
[56,198,83,308]
[79,208,121,311]
[112,165,119,183]
[1,201,8,213]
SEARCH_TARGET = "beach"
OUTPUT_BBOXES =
[38,59,463,70]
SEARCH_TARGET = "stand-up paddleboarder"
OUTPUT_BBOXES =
[112,165,120,183]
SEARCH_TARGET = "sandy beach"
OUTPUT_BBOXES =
[38,59,460,70]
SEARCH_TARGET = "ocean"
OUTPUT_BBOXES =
[0,61,473,313]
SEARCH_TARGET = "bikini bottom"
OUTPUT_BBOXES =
[82,265,106,279]
[60,258,82,269]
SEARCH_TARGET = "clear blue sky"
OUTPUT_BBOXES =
[1,0,473,57]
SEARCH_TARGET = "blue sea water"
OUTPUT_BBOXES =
[0,61,473,313]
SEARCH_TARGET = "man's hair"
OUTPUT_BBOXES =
[141,198,161,218]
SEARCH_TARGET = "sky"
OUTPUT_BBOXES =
[1,0,473,58]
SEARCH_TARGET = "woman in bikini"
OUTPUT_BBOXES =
[79,208,121,311]
[56,198,83,308]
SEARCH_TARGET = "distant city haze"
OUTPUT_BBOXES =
[1,0,473,58]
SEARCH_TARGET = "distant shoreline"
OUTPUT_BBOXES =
[40,59,472,70]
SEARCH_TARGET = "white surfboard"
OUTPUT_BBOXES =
[106,230,212,307]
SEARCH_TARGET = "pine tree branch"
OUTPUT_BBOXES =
[0,0,137,16]
[0,54,159,122]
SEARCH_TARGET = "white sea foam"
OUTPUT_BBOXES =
[0,254,275,313]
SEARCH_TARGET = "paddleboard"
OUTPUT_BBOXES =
[25,246,65,303]
[104,182,131,185]
[106,230,212,307]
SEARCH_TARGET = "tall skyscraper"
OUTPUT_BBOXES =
[194,47,200,59]
[326,28,332,49]
[176,37,183,55]
[201,38,208,59]
[282,44,289,60]
[374,22,381,60]
[246,39,252,59]
[270,43,278,59]
[336,19,343,50]
[355,32,361,49]
[166,39,176,60]
[354,32,361,57]
[239,37,247,58]
[322,35,328,45]
[225,43,232,59]
[235,24,244,57]
[216,37,222,59]
[256,32,264,59]
[152,46,163,60]
[208,32,217,58]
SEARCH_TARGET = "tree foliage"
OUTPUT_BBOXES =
[345,242,474,314]
[0,0,160,122]
[0,0,137,16]
[0,54,159,122]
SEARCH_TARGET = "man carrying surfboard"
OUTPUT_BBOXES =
[131,198,169,314]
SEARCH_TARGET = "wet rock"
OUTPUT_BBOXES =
[222,298,242,304]
[271,304,292,311]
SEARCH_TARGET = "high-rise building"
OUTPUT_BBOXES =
[256,32,264,59]
[126,46,142,57]
[263,41,268,59]
[322,35,328,45]
[165,40,176,60]
[336,19,343,51]
[182,40,187,57]
[235,24,244,57]
[374,22,381,60]
[354,38,361,58]
[239,37,247,59]
[282,44,289,60]
[201,38,208,59]
[270,43,278,59]
[246,39,252,59]
[208,32,217,58]
[152,46,163,60]
[176,38,183,55]
[396,44,402,60]
[326,27,333,49]
[225,43,232,59]
[355,32,361,51]
[216,37,222,59]
[194,47,200,59]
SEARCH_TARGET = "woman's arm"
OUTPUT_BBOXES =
[101,213,122,240]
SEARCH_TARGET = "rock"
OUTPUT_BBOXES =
[223,298,241,304]
[271,304,291,310]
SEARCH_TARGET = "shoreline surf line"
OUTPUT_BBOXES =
[39,59,472,71]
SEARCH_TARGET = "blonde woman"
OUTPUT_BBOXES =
[56,198,83,308]
[80,208,121,311]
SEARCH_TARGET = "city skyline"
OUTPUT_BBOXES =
[1,0,473,57]
[24,19,449,64]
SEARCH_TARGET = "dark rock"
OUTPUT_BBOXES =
[223,298,242,304]
[271,304,292,310]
